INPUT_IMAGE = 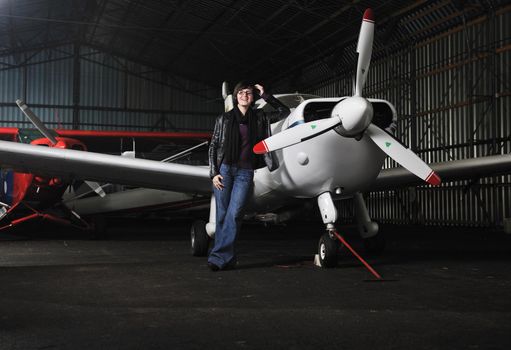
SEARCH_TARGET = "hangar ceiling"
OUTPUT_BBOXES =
[0,0,506,89]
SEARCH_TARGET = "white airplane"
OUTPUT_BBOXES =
[0,8,509,267]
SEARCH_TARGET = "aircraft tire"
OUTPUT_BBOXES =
[318,233,338,268]
[363,233,386,255]
[191,219,209,257]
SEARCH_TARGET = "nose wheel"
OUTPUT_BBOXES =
[318,232,340,268]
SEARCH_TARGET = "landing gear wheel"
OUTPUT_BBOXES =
[318,232,339,268]
[191,220,210,257]
[363,233,386,255]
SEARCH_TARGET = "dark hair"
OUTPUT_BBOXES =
[233,81,254,104]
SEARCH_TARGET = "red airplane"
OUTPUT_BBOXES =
[0,101,210,232]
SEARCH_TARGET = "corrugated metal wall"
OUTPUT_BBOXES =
[298,8,511,227]
[0,44,220,131]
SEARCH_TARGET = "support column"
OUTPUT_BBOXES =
[72,43,81,129]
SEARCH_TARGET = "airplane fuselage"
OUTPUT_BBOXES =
[246,96,396,213]
[248,129,386,211]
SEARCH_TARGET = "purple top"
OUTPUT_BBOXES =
[237,123,252,169]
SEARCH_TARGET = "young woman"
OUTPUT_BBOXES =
[207,81,290,271]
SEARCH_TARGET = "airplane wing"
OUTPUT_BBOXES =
[0,140,212,194]
[370,154,511,191]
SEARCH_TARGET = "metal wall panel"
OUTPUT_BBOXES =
[0,45,220,132]
[0,106,34,128]
[26,57,74,106]
[0,55,24,104]
[80,50,125,109]
[79,110,157,131]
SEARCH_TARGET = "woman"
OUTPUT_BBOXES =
[207,81,290,271]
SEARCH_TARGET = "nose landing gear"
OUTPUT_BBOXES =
[316,191,382,280]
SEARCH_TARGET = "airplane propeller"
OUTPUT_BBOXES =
[354,8,374,97]
[16,99,59,145]
[253,8,375,155]
[253,8,441,186]
[16,99,106,197]
[365,124,440,185]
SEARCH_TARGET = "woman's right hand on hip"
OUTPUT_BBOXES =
[212,174,224,190]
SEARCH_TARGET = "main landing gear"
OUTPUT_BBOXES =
[353,192,385,255]
[190,219,210,256]
[190,195,215,256]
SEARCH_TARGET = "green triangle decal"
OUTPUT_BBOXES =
[385,142,391,148]
[311,124,317,129]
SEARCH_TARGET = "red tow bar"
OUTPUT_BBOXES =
[332,231,382,280]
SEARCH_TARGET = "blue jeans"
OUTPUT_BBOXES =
[208,164,254,268]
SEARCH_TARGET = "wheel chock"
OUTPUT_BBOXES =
[313,254,321,267]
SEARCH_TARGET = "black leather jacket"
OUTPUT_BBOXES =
[209,93,290,179]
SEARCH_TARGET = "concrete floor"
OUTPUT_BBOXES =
[0,220,510,349]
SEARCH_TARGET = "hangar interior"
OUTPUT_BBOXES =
[0,0,509,227]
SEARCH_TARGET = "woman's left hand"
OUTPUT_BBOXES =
[254,84,264,96]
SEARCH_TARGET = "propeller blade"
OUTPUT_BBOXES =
[16,99,58,145]
[366,124,441,186]
[354,8,374,96]
[253,118,340,154]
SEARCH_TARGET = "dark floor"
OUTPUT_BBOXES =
[1,219,510,350]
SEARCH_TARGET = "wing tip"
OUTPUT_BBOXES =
[253,141,268,154]
[426,172,441,186]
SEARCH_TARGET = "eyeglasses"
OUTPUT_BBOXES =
[237,90,253,96]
